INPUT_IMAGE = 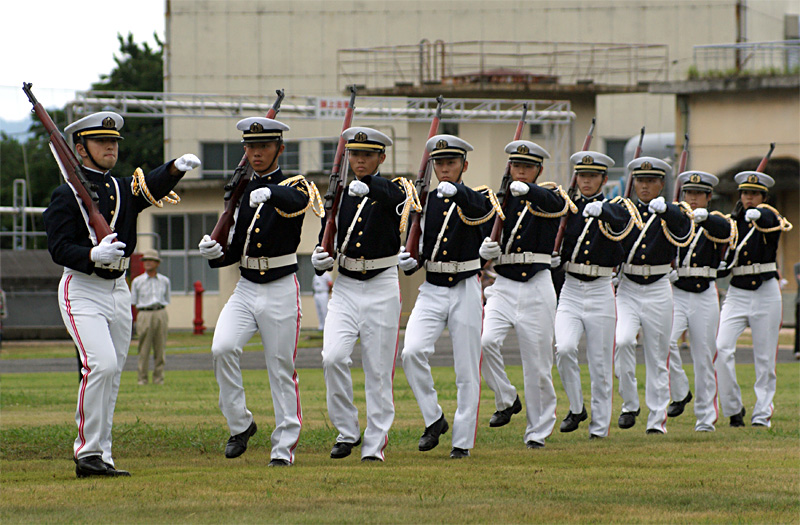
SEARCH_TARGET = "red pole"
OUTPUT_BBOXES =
[193,280,205,335]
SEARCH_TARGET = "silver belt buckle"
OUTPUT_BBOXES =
[259,258,269,271]
[589,265,599,277]
[640,265,651,277]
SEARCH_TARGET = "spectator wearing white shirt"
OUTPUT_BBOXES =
[131,249,170,385]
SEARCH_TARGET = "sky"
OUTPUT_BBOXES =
[1,0,164,129]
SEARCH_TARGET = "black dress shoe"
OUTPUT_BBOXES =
[75,455,111,478]
[419,414,449,451]
[751,422,768,427]
[268,458,292,467]
[730,407,746,427]
[489,395,522,428]
[667,391,693,417]
[225,421,258,458]
[559,405,588,433]
[618,409,640,429]
[646,428,665,435]
[361,456,382,462]
[330,437,362,459]
[450,447,470,459]
[526,440,545,449]
[103,462,131,477]
[589,434,604,440]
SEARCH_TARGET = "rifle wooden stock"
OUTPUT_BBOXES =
[210,89,285,249]
[406,95,444,261]
[672,134,690,201]
[552,117,596,254]
[23,82,114,240]
[488,103,529,242]
[623,126,646,199]
[756,142,775,172]
[320,86,358,255]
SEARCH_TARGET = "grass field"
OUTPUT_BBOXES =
[1,356,799,523]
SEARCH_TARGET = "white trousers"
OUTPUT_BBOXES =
[481,272,558,444]
[555,274,616,437]
[212,274,303,463]
[668,285,720,431]
[716,279,782,426]
[402,277,483,450]
[59,269,132,465]
[322,268,401,460]
[314,292,329,330]
[614,275,672,432]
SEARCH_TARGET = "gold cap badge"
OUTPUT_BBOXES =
[582,155,593,164]
[747,174,759,183]
[517,144,529,154]
[436,139,448,149]
[102,117,116,129]
[690,174,701,183]
[249,122,264,133]
[354,131,368,142]
[641,161,652,170]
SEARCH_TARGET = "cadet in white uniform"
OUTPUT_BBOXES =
[199,117,322,466]
[667,171,734,432]
[43,112,200,477]
[480,141,574,448]
[312,127,420,462]
[716,171,792,428]
[400,135,497,459]
[554,152,640,439]
[615,157,692,434]
[312,273,333,330]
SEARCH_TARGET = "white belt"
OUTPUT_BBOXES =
[731,262,776,276]
[676,267,717,278]
[495,252,551,266]
[621,263,671,277]
[240,253,297,271]
[337,253,398,272]
[564,261,614,277]
[424,259,481,274]
[96,257,130,271]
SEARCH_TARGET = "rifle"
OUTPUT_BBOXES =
[552,117,596,254]
[405,95,445,262]
[209,89,285,249]
[672,134,690,201]
[22,82,114,240]
[756,142,775,172]
[320,86,358,256]
[623,126,646,199]
[488,103,529,242]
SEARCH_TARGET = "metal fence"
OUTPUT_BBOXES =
[692,40,800,76]
[337,40,670,91]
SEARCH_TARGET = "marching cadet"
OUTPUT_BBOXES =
[716,171,792,428]
[479,140,575,449]
[554,152,641,439]
[666,171,734,432]
[311,127,420,462]
[198,117,323,466]
[399,135,497,459]
[615,157,693,434]
[43,111,200,478]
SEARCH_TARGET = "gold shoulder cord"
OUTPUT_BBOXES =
[131,168,180,207]
[392,177,422,234]
[598,197,643,241]
[702,210,737,246]
[456,185,502,226]
[754,203,793,233]
[523,182,577,219]
[660,201,695,248]
[275,175,325,218]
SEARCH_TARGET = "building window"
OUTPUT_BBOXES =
[321,140,338,172]
[282,142,300,174]
[605,139,627,167]
[440,122,459,136]
[153,213,220,293]
[201,141,299,177]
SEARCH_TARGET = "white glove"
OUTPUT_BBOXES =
[583,201,603,218]
[550,255,561,269]
[175,153,201,172]
[198,235,223,260]
[398,246,418,272]
[249,187,271,208]
[745,208,761,222]
[692,208,708,223]
[718,261,728,272]
[437,181,457,198]
[90,233,126,264]
[311,246,335,271]
[611,271,619,287]
[648,196,667,214]
[509,181,530,197]
[348,180,370,198]
[479,238,502,260]
[668,269,678,283]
